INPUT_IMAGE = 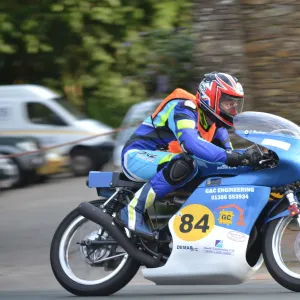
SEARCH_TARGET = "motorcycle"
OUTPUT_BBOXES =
[50,111,300,296]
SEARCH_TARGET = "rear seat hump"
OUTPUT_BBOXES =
[87,171,144,189]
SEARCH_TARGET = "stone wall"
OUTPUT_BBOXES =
[193,0,300,123]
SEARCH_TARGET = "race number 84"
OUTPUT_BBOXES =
[173,204,215,241]
[180,214,209,233]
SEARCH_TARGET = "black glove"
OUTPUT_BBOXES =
[225,151,243,167]
[241,147,263,166]
[225,148,263,167]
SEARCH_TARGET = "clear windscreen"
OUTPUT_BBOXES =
[233,112,300,137]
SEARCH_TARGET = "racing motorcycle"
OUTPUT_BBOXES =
[50,111,300,296]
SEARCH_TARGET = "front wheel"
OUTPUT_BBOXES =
[263,216,300,292]
[50,199,140,296]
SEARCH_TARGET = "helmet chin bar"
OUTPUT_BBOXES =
[200,101,233,129]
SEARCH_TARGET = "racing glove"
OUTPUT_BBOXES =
[225,148,263,167]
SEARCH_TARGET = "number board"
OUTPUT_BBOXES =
[173,204,215,241]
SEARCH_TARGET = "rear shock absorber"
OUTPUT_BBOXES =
[104,198,119,216]
[97,189,121,238]
[101,188,122,216]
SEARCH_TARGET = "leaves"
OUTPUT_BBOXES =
[0,0,192,127]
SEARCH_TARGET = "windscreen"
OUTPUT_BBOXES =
[233,111,300,137]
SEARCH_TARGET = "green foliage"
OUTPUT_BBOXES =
[0,0,193,127]
[140,29,197,96]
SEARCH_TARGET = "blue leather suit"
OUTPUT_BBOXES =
[117,98,232,237]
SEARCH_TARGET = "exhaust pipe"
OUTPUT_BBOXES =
[78,202,161,268]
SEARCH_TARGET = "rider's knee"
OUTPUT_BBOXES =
[162,154,197,186]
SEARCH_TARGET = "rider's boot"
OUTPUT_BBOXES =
[115,182,157,238]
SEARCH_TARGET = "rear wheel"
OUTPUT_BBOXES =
[50,199,140,296]
[263,216,300,292]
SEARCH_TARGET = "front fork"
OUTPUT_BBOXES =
[285,190,300,226]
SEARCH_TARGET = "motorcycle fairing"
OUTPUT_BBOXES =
[142,184,270,285]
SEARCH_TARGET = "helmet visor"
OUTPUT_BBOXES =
[219,93,244,117]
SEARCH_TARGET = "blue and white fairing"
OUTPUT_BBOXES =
[143,111,300,285]
[192,111,300,186]
[86,112,300,286]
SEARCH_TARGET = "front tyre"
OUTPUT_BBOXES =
[263,216,300,292]
[50,199,140,296]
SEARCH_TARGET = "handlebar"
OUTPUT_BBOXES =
[241,143,278,168]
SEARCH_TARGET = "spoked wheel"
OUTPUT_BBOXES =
[263,216,300,292]
[50,200,140,296]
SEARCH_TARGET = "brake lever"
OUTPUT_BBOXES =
[242,158,272,167]
[259,158,273,165]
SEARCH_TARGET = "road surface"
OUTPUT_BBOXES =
[0,175,298,299]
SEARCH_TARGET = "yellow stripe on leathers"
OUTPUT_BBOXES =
[145,188,156,209]
[128,184,156,230]
[176,120,196,130]
[128,196,139,230]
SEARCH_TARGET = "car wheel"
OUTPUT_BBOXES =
[70,149,94,176]
[1,158,24,188]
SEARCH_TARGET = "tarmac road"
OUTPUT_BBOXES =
[0,175,299,299]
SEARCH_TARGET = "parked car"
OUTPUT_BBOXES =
[0,136,67,187]
[0,84,115,176]
[0,136,45,187]
[0,157,19,189]
[112,99,162,170]
[36,150,69,177]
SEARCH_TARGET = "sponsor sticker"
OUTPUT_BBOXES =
[177,245,199,252]
[215,204,246,227]
[217,165,237,170]
[261,138,291,151]
[205,187,255,194]
[204,240,235,256]
[205,187,254,201]
[227,231,246,242]
[136,150,158,162]
[173,204,215,242]
[218,210,234,226]
[244,130,268,135]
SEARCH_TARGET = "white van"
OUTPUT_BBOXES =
[0,84,115,176]
[112,99,162,170]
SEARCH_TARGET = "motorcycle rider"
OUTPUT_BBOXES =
[115,71,262,238]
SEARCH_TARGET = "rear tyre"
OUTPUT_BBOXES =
[50,199,140,296]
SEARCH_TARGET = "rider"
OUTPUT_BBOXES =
[115,71,261,238]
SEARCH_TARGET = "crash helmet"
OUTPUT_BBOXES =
[196,71,244,128]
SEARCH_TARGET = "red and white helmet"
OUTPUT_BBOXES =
[196,72,244,128]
